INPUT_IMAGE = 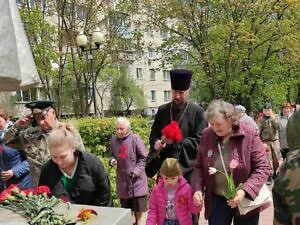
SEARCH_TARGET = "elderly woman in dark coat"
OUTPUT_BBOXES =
[192,100,270,225]
[109,117,148,225]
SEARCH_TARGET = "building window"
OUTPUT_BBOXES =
[136,68,143,79]
[112,0,121,9]
[147,30,154,38]
[75,5,86,20]
[148,48,155,59]
[163,70,170,81]
[151,90,156,102]
[164,90,170,102]
[150,69,155,81]
[160,30,168,40]
[16,0,24,6]
[182,52,189,61]
[15,88,38,102]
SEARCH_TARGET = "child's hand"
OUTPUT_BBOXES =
[193,191,203,207]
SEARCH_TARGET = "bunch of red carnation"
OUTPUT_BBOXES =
[0,184,70,224]
[161,121,183,142]
[119,144,127,159]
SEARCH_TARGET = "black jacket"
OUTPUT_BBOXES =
[39,150,112,206]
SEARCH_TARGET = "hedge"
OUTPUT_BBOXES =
[69,116,154,206]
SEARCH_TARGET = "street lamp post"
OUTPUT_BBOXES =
[76,28,104,116]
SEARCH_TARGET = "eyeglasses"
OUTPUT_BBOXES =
[34,107,52,121]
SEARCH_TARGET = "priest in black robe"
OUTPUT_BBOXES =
[145,69,207,183]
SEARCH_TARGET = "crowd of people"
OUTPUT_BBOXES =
[0,68,299,225]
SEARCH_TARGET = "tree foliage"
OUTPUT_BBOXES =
[126,0,300,113]
[19,0,146,117]
[109,66,146,115]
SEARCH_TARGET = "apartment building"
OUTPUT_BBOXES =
[1,0,180,117]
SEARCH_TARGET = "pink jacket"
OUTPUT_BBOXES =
[146,176,201,225]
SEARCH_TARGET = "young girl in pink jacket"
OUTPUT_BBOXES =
[146,158,202,225]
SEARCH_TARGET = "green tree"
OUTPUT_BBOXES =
[19,0,142,117]
[109,66,146,115]
[127,0,300,113]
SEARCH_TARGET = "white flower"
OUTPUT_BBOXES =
[208,167,217,175]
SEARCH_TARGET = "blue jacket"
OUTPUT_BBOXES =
[0,131,33,191]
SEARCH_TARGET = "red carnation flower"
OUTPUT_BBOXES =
[34,185,51,197]
[161,121,183,142]
[0,189,12,202]
[119,144,127,160]
[23,188,35,197]
[78,208,97,223]
[7,184,20,192]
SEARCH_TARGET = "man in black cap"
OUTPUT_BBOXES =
[2,100,85,186]
[146,69,207,182]
[258,102,282,185]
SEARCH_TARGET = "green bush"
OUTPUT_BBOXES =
[71,116,155,206]
[76,117,150,157]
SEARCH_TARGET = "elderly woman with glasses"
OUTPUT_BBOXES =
[192,100,270,225]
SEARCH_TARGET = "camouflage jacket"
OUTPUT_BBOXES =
[273,149,300,225]
[258,115,280,142]
[2,121,85,185]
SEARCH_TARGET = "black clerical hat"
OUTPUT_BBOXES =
[170,69,193,91]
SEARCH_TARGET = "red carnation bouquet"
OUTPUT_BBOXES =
[0,184,70,224]
[161,121,183,143]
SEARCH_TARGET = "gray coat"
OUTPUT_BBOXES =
[109,132,148,199]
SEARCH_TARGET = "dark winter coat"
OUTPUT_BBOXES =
[39,150,112,206]
[109,132,148,199]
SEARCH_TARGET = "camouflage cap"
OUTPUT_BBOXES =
[286,110,300,150]
[160,158,181,177]
[25,100,56,115]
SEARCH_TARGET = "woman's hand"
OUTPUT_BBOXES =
[193,191,203,207]
[227,189,245,208]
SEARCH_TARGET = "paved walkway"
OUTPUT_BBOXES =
[199,201,273,225]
